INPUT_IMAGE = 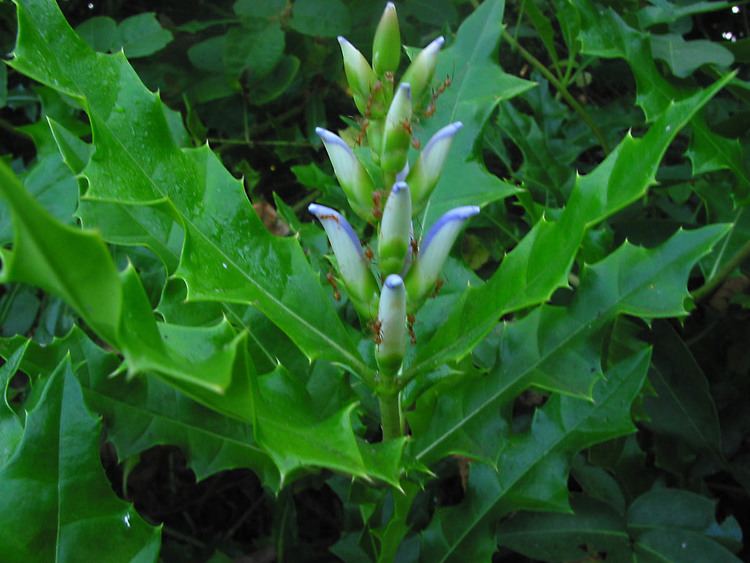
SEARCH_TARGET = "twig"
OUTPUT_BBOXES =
[692,239,750,301]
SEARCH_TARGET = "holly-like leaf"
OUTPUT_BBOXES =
[9,0,367,376]
[415,0,534,228]
[498,489,743,563]
[406,78,730,380]
[0,358,161,562]
[575,2,750,193]
[410,225,729,466]
[645,321,724,462]
[420,348,652,562]
[0,341,27,466]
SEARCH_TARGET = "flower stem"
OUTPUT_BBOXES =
[378,392,402,440]
[500,28,611,154]
[692,239,750,301]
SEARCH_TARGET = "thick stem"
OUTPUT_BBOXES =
[378,392,402,440]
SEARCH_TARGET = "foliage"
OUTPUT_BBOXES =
[0,0,748,561]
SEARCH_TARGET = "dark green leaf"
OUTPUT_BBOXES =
[290,0,350,38]
[0,359,161,562]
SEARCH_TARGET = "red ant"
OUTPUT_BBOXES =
[370,318,383,345]
[319,213,340,224]
[364,246,374,262]
[409,237,419,258]
[326,271,341,301]
[372,191,383,219]
[407,313,416,344]
[422,73,453,119]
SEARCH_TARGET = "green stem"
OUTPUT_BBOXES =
[692,239,750,301]
[501,28,611,154]
[378,392,402,441]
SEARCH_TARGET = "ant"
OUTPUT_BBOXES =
[370,318,383,345]
[422,72,453,119]
[407,313,417,344]
[326,271,341,301]
[319,213,340,224]
[409,237,419,258]
[364,246,374,262]
[372,191,383,219]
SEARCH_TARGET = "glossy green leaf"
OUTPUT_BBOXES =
[0,341,26,466]
[498,488,742,563]
[118,13,173,58]
[76,16,119,53]
[290,0,350,38]
[9,0,367,375]
[224,23,285,79]
[645,321,724,461]
[416,0,534,228]
[410,225,729,466]
[651,34,734,79]
[0,359,161,562]
[420,348,651,562]
[628,489,742,562]
[497,495,632,563]
[406,78,730,379]
[574,2,750,193]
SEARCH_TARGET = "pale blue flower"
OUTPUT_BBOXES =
[309,203,378,315]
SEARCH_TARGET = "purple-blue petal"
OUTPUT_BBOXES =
[420,205,480,254]
[384,274,404,289]
[315,127,354,155]
[421,122,463,162]
[308,203,363,256]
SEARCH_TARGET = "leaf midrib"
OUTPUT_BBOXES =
[415,243,692,461]
[436,359,640,562]
[22,21,367,375]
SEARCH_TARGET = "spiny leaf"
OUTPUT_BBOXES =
[410,225,729,466]
[0,358,161,562]
[574,1,749,193]
[406,78,731,379]
[9,0,366,375]
[420,347,652,562]
[0,159,244,398]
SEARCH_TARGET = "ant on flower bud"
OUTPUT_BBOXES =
[372,191,383,219]
[370,318,383,344]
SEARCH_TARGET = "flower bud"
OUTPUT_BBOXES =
[380,82,412,173]
[372,2,401,76]
[376,274,407,375]
[405,206,479,308]
[407,122,462,212]
[400,36,444,106]
[338,36,385,117]
[315,127,376,222]
[309,204,379,316]
[378,182,412,276]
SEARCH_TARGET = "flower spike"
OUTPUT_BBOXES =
[405,206,479,308]
[400,36,445,105]
[376,274,407,375]
[407,122,463,212]
[378,181,412,276]
[309,203,378,316]
[315,127,376,222]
